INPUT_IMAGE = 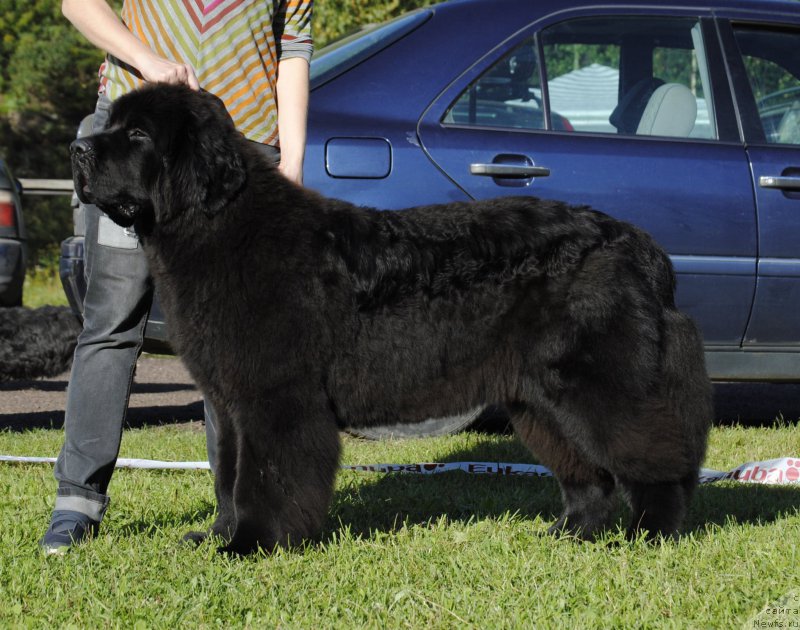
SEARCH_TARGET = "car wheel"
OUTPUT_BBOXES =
[345,405,508,440]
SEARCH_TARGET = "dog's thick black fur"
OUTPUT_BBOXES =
[0,306,79,381]
[71,84,712,553]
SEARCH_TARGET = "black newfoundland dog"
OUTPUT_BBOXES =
[71,84,711,553]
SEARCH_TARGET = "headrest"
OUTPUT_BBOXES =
[636,83,697,137]
[609,77,665,133]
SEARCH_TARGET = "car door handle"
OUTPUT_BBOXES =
[469,163,551,178]
[759,175,800,191]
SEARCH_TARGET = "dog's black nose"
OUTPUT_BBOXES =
[70,138,93,156]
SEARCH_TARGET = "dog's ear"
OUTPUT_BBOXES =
[160,92,247,220]
[191,109,247,217]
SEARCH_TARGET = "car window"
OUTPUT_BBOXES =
[442,16,716,139]
[541,16,716,139]
[732,25,800,146]
[442,38,550,131]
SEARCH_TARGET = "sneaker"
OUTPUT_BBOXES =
[39,510,99,555]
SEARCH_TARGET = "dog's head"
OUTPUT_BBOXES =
[71,84,247,229]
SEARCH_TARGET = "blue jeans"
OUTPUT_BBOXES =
[52,95,280,521]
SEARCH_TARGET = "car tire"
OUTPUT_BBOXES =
[345,405,509,440]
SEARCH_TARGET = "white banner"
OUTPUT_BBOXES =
[2,454,799,485]
[0,455,211,470]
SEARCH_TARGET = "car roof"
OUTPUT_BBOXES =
[311,0,799,127]
[436,0,799,15]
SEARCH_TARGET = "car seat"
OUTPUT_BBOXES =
[777,100,800,145]
[636,83,697,137]
[609,77,665,134]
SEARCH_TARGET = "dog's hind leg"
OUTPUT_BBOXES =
[511,406,616,540]
[616,475,696,540]
[219,390,341,555]
[615,310,711,540]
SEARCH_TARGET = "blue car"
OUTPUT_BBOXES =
[60,0,800,437]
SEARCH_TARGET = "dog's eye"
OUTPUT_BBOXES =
[127,128,149,141]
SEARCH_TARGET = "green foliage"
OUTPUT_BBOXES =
[313,0,433,48]
[1,425,800,626]
[543,44,620,80]
[23,254,69,308]
[0,1,105,264]
[0,0,64,93]
[19,197,73,268]
[4,29,102,121]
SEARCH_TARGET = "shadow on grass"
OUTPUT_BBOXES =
[113,469,558,544]
[117,439,562,545]
[0,400,203,431]
[122,479,800,553]
[105,433,800,548]
[327,437,800,545]
[325,438,560,542]
[325,483,800,548]
[119,437,800,549]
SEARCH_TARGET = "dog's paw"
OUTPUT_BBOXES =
[181,530,209,546]
[547,514,606,541]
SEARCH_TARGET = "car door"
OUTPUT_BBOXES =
[418,10,756,347]
[715,17,800,349]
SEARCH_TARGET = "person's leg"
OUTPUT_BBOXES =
[204,400,219,471]
[41,97,154,553]
[54,202,153,500]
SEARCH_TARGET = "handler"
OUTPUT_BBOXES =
[41,0,313,554]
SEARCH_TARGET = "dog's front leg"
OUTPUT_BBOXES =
[183,397,237,546]
[218,390,341,555]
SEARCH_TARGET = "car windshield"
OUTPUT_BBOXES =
[310,10,432,87]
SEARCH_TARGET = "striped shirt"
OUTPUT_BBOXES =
[99,0,313,145]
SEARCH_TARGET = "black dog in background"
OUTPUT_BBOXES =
[70,84,712,554]
[0,306,79,381]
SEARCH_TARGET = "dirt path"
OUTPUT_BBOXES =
[0,356,203,431]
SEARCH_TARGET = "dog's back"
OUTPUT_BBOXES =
[328,196,644,307]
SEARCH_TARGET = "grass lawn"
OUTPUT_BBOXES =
[23,266,69,309]
[7,271,800,627]
[1,423,799,628]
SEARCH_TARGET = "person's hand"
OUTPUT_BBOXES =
[137,52,200,90]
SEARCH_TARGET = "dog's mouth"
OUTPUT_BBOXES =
[71,165,93,205]
[70,161,143,227]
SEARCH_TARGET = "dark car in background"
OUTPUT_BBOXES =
[61,0,800,437]
[0,158,27,306]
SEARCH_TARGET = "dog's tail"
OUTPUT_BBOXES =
[628,227,677,309]
[660,307,713,472]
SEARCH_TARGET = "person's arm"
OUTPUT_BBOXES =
[276,57,309,186]
[274,0,313,185]
[61,0,199,89]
